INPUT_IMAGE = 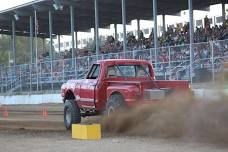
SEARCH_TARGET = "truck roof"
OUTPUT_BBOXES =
[97,59,151,65]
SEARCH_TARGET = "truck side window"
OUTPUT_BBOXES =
[107,66,117,77]
[136,65,149,77]
[107,66,120,77]
[87,64,100,79]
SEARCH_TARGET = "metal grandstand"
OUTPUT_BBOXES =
[0,0,226,36]
[0,0,227,94]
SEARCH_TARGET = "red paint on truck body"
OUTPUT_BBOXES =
[61,59,191,112]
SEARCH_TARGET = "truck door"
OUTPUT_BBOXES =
[79,64,100,107]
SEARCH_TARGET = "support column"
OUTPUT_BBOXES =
[34,10,38,64]
[29,16,34,64]
[75,31,78,78]
[137,19,140,39]
[75,32,78,50]
[94,0,100,59]
[114,24,118,41]
[162,14,166,34]
[49,11,53,60]
[211,42,215,82]
[121,0,127,56]
[58,35,61,52]
[213,16,216,26]
[188,0,194,84]
[48,11,54,91]
[70,5,78,78]
[34,10,39,91]
[12,19,16,91]
[153,0,158,69]
[70,5,75,59]
[222,2,226,22]
[42,38,45,54]
[29,15,34,93]
[12,20,16,67]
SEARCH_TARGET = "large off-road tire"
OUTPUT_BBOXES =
[105,94,126,116]
[64,100,81,130]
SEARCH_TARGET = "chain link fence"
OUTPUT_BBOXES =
[0,39,227,95]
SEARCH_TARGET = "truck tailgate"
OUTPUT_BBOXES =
[154,80,190,90]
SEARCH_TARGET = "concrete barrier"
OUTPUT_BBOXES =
[0,94,62,105]
[0,89,227,105]
[193,89,227,101]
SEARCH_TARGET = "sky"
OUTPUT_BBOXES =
[0,0,33,11]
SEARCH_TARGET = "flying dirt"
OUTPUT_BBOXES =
[1,88,228,147]
[98,92,228,145]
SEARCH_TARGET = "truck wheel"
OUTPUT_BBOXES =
[105,94,126,116]
[64,100,81,130]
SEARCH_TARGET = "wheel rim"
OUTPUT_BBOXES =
[65,108,72,125]
[108,106,115,116]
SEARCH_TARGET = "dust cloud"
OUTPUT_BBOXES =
[100,92,228,145]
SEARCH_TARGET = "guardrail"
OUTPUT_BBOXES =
[0,39,227,95]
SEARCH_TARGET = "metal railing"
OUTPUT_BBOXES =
[0,39,227,95]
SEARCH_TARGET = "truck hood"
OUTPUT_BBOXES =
[67,79,84,84]
[61,79,84,90]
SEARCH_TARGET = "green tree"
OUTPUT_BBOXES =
[0,35,11,66]
[0,35,49,66]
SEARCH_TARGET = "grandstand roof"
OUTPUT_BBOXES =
[0,0,226,38]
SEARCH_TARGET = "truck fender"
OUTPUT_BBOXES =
[106,85,140,103]
[63,89,75,103]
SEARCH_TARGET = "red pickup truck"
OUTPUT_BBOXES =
[61,59,192,129]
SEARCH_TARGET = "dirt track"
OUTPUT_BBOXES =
[1,103,228,152]
[1,129,228,152]
[0,104,64,130]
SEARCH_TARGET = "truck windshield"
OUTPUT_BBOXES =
[107,65,150,78]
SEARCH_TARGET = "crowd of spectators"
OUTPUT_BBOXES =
[1,18,228,86]
[84,17,228,56]
[38,17,228,62]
